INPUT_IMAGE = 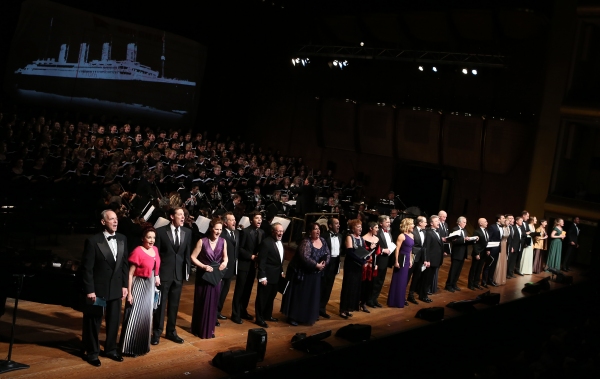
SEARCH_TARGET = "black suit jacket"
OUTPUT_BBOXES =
[81,232,128,301]
[487,223,503,255]
[291,184,317,216]
[239,226,265,272]
[567,223,579,245]
[450,226,474,260]
[423,228,444,267]
[257,236,284,284]
[155,224,192,282]
[511,225,525,253]
[472,228,488,257]
[221,228,240,279]
[412,227,426,263]
[324,231,343,254]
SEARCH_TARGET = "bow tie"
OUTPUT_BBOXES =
[383,229,388,233]
[106,235,116,241]
[330,232,338,237]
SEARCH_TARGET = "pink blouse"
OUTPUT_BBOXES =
[129,246,160,278]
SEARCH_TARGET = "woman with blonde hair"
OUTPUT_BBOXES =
[546,218,565,271]
[387,218,415,308]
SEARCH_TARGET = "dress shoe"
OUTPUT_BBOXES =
[241,313,254,321]
[360,304,370,313]
[267,317,278,322]
[475,285,483,290]
[427,291,433,296]
[166,334,184,344]
[421,297,433,303]
[217,313,227,320]
[507,275,515,279]
[365,302,376,308]
[489,281,498,287]
[231,318,243,324]
[374,302,383,308]
[319,312,331,319]
[407,296,418,305]
[87,358,101,367]
[339,312,349,319]
[445,286,455,293]
[347,312,353,317]
[151,336,159,345]
[105,352,123,362]
[515,271,524,276]
[256,320,268,328]
[215,321,220,327]
[453,286,461,291]
[468,286,476,291]
[481,283,489,288]
[288,318,298,326]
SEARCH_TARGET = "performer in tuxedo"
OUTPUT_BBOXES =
[508,216,526,277]
[291,176,317,216]
[152,207,191,345]
[431,210,450,294]
[81,210,129,366]
[231,211,264,323]
[482,214,504,287]
[367,215,393,307]
[504,214,516,278]
[255,223,285,328]
[407,216,428,304]
[563,216,580,271]
[420,215,443,303]
[320,217,342,319]
[445,216,476,292]
[514,211,530,275]
[468,218,489,290]
[217,212,239,321]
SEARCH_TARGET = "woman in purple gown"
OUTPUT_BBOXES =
[190,218,228,339]
[388,218,415,308]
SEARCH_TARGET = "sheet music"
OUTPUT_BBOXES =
[143,206,155,221]
[271,216,291,233]
[448,230,462,238]
[195,215,211,234]
[238,216,251,228]
[154,217,170,229]
[486,241,500,248]
[284,200,296,206]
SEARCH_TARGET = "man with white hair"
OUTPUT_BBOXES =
[445,216,476,292]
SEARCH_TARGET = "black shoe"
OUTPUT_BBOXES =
[427,291,434,295]
[347,312,353,317]
[374,302,383,308]
[288,318,298,326]
[481,283,489,288]
[360,304,370,313]
[215,321,220,327]
[489,281,498,287]
[339,312,349,319]
[217,313,227,320]
[87,358,101,367]
[468,286,476,290]
[421,297,433,303]
[151,336,159,345]
[267,317,279,322]
[507,275,514,279]
[445,286,455,293]
[166,334,184,344]
[407,296,418,305]
[256,320,268,328]
[319,312,331,319]
[453,286,462,291]
[404,301,409,306]
[231,318,243,324]
[515,271,524,276]
[365,302,376,308]
[475,285,483,290]
[241,313,254,321]
[105,352,123,362]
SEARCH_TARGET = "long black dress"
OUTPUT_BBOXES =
[281,237,330,324]
[339,235,365,313]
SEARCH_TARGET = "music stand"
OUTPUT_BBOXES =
[0,274,30,374]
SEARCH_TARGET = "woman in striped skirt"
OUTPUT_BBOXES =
[120,226,161,357]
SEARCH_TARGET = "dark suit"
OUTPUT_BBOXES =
[563,222,580,269]
[369,227,392,305]
[468,228,488,287]
[431,221,451,293]
[232,226,264,320]
[153,224,192,339]
[421,228,443,298]
[515,222,528,269]
[507,224,525,275]
[482,223,502,285]
[445,227,474,289]
[291,184,317,216]
[408,227,426,297]
[81,232,128,360]
[218,228,240,314]
[321,231,342,314]
[255,236,284,323]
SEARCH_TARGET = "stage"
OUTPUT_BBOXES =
[0,249,590,379]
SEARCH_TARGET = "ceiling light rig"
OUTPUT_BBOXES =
[332,60,348,70]
[292,58,310,67]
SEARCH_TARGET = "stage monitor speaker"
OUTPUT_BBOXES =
[246,328,267,362]
[547,268,573,284]
[446,300,477,313]
[477,291,501,306]
[335,324,371,342]
[522,277,551,294]
[291,330,333,354]
[415,307,444,322]
[212,350,257,374]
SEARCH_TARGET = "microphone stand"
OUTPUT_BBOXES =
[0,274,30,374]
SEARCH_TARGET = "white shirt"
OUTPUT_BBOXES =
[329,231,340,257]
[259,239,284,283]
[481,227,488,241]
[170,223,180,243]
[382,230,394,254]
[103,231,117,260]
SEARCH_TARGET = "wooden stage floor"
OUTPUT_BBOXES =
[0,255,584,379]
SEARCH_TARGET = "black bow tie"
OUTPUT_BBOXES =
[330,232,338,237]
[106,235,116,241]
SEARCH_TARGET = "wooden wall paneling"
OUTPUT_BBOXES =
[442,115,483,170]
[357,104,394,157]
[483,119,530,174]
[396,109,440,164]
[321,99,357,152]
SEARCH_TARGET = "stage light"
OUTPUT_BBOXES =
[360,42,364,46]
[462,68,468,74]
[418,66,423,71]
[292,58,309,67]
[472,69,477,75]
[432,66,437,72]
[332,60,348,70]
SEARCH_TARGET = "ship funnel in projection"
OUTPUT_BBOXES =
[78,43,89,64]
[126,43,137,62]
[58,44,69,63]
[101,42,111,61]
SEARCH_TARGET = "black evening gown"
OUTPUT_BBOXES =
[339,236,365,313]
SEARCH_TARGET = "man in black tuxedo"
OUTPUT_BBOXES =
[291,176,317,216]
[407,216,428,304]
[514,211,530,274]
[508,216,526,277]
[431,210,450,294]
[217,212,240,321]
[152,207,191,345]
[367,215,393,307]
[468,218,489,290]
[482,214,504,287]
[231,211,264,323]
[504,214,516,278]
[320,217,342,318]
[81,210,128,366]
[420,215,443,303]
[254,223,285,328]
[563,216,580,271]
[445,216,477,292]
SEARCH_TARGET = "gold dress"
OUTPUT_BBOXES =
[493,226,509,285]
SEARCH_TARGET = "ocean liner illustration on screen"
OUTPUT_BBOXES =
[15,41,195,86]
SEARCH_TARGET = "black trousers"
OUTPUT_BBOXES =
[408,260,423,295]
[446,259,464,288]
[514,249,523,271]
[82,297,121,360]
[482,250,499,284]
[231,266,255,320]
[419,267,435,298]
[254,282,277,323]
[507,251,518,275]
[153,277,183,338]
[369,254,390,304]
[319,256,339,313]
[218,275,234,313]
[563,245,577,268]
[468,255,485,286]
